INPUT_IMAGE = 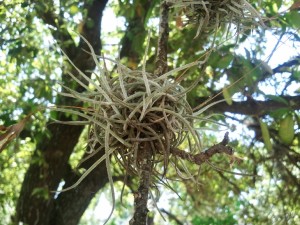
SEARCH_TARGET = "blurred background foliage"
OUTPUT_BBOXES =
[0,0,299,224]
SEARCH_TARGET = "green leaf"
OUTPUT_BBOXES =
[218,44,235,53]
[285,11,300,28]
[223,87,233,105]
[217,53,234,69]
[207,51,221,68]
[269,108,290,119]
[265,95,289,105]
[259,119,272,151]
[278,114,295,145]
[292,70,300,81]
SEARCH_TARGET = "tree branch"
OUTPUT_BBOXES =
[170,132,236,165]
[129,143,154,225]
[155,1,170,76]
[273,56,300,73]
[160,208,184,225]
[216,171,241,194]
[130,3,170,225]
[194,95,300,116]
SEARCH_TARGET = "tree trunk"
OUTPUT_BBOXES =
[15,1,108,224]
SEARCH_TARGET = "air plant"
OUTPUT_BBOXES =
[167,0,265,37]
[53,36,211,181]
[51,33,222,222]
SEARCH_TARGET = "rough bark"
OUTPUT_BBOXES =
[129,144,153,225]
[170,132,235,165]
[15,1,108,225]
[15,123,84,225]
[154,2,170,76]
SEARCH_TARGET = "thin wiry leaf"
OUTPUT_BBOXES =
[57,147,115,193]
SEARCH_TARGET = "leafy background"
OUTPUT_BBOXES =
[0,0,299,224]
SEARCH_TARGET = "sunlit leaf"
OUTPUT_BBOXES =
[285,11,300,28]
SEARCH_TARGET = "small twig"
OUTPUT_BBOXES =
[265,32,284,64]
[216,171,241,194]
[170,133,258,177]
[171,132,236,165]
[160,208,184,225]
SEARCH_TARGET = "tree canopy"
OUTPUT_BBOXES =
[0,0,300,224]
